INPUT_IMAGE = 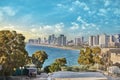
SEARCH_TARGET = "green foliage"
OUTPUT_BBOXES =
[55,57,67,66]
[0,30,28,76]
[78,47,102,69]
[32,50,48,68]
[49,62,61,72]
[44,65,51,73]
[46,57,67,73]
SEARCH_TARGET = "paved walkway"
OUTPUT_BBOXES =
[2,72,120,80]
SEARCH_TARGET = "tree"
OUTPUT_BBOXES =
[55,58,67,66]
[78,47,102,69]
[49,62,60,72]
[48,57,67,72]
[32,50,48,69]
[0,30,28,76]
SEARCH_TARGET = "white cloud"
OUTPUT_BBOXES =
[30,28,37,33]
[77,16,86,24]
[0,6,17,16]
[84,6,89,11]
[114,8,120,15]
[0,6,17,22]
[0,24,15,30]
[57,4,66,8]
[81,25,86,29]
[73,0,90,11]
[2,6,16,16]
[70,22,79,30]
[69,7,74,11]
[0,12,3,21]
[76,16,98,30]
[98,8,107,16]
[99,9,107,14]
[17,14,33,24]
[104,0,110,7]
[29,23,65,39]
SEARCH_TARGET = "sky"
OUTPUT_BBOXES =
[0,0,120,40]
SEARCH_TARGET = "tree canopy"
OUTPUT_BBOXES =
[78,47,102,67]
[48,57,67,72]
[0,30,28,76]
[32,50,48,68]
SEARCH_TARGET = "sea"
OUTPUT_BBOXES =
[25,44,80,68]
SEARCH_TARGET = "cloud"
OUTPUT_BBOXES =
[72,0,90,11]
[77,16,86,24]
[104,0,110,7]
[3,7,16,16]
[114,8,120,15]
[76,16,98,30]
[57,0,90,12]
[57,4,65,8]
[16,14,33,25]
[0,24,31,40]
[30,28,37,33]
[98,8,107,16]
[70,22,79,30]
[0,6,17,22]
[29,23,65,38]
[0,6,17,16]
[99,9,107,14]
[0,12,3,21]
[69,7,74,12]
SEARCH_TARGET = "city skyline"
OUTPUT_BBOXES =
[0,0,120,40]
[28,33,120,48]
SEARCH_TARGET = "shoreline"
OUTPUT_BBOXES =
[26,43,80,51]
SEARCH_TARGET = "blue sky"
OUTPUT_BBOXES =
[0,0,120,40]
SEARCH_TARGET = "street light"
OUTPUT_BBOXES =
[19,67,24,80]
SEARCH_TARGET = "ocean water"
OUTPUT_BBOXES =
[25,44,80,67]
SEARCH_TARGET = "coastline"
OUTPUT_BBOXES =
[26,43,80,51]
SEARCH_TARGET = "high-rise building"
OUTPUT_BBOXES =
[99,34,109,48]
[38,38,41,44]
[28,39,38,44]
[48,34,55,44]
[57,34,67,46]
[96,35,99,45]
[48,35,52,44]
[89,36,94,46]
[75,37,84,46]
[114,34,120,43]
[93,36,96,46]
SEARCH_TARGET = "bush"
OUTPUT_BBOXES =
[44,66,51,73]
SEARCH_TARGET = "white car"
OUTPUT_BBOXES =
[27,68,37,77]
[108,66,120,75]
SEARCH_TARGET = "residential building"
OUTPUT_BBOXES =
[99,34,109,48]
[89,36,94,46]
[57,34,67,46]
[75,36,84,46]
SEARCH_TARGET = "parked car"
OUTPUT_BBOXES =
[27,68,37,77]
[108,66,120,76]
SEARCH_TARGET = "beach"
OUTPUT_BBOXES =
[27,43,80,51]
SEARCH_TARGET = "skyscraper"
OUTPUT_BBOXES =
[89,36,94,46]
[75,37,84,46]
[57,34,67,46]
[48,34,55,44]
[99,34,108,48]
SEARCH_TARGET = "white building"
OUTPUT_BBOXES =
[75,37,84,46]
[99,34,109,48]
[89,36,93,46]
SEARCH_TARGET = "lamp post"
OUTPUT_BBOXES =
[0,65,2,71]
[19,67,24,80]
